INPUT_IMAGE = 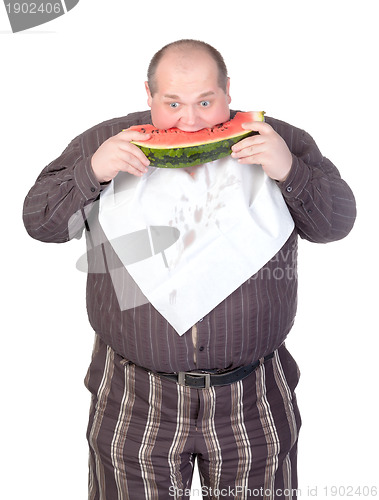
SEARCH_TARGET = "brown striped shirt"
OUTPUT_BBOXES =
[22,110,356,372]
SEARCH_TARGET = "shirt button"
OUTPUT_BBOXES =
[90,187,96,193]
[286,186,293,193]
[199,346,204,351]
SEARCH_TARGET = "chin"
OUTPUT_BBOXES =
[177,126,205,132]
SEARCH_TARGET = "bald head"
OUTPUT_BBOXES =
[147,39,229,96]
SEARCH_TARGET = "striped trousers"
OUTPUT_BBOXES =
[84,337,301,500]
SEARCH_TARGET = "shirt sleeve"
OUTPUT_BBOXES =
[267,117,357,243]
[22,134,105,243]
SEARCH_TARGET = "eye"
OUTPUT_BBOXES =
[169,102,179,109]
[200,100,210,107]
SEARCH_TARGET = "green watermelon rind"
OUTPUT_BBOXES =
[138,131,257,169]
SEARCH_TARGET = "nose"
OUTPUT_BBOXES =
[180,106,198,129]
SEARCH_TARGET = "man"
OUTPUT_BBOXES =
[23,39,356,499]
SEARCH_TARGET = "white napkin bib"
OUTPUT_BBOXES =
[99,156,294,335]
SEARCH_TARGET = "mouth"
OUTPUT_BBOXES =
[177,125,206,133]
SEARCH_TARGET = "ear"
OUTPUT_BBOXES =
[226,77,232,104]
[145,81,153,107]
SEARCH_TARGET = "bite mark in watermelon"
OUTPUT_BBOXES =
[129,111,265,168]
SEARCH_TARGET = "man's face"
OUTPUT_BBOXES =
[145,49,231,131]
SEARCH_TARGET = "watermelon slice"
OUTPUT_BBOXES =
[129,111,265,168]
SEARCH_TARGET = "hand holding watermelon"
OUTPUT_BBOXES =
[91,130,151,182]
[231,121,293,182]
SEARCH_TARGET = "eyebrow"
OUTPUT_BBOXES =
[163,91,215,100]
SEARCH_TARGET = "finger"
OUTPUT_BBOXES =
[118,141,150,167]
[123,164,147,177]
[117,150,150,173]
[236,150,265,165]
[120,129,152,142]
[231,134,265,153]
[232,144,266,161]
[237,156,262,165]
[120,131,151,166]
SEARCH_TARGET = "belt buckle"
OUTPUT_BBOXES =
[178,371,211,389]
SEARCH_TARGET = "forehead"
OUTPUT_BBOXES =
[154,49,219,93]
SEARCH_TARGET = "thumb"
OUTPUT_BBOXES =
[241,121,270,133]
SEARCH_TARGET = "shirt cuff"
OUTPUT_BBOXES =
[277,155,311,200]
[73,156,104,201]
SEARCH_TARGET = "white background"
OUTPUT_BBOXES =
[1,0,378,498]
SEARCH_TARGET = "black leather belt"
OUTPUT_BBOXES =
[155,352,275,389]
